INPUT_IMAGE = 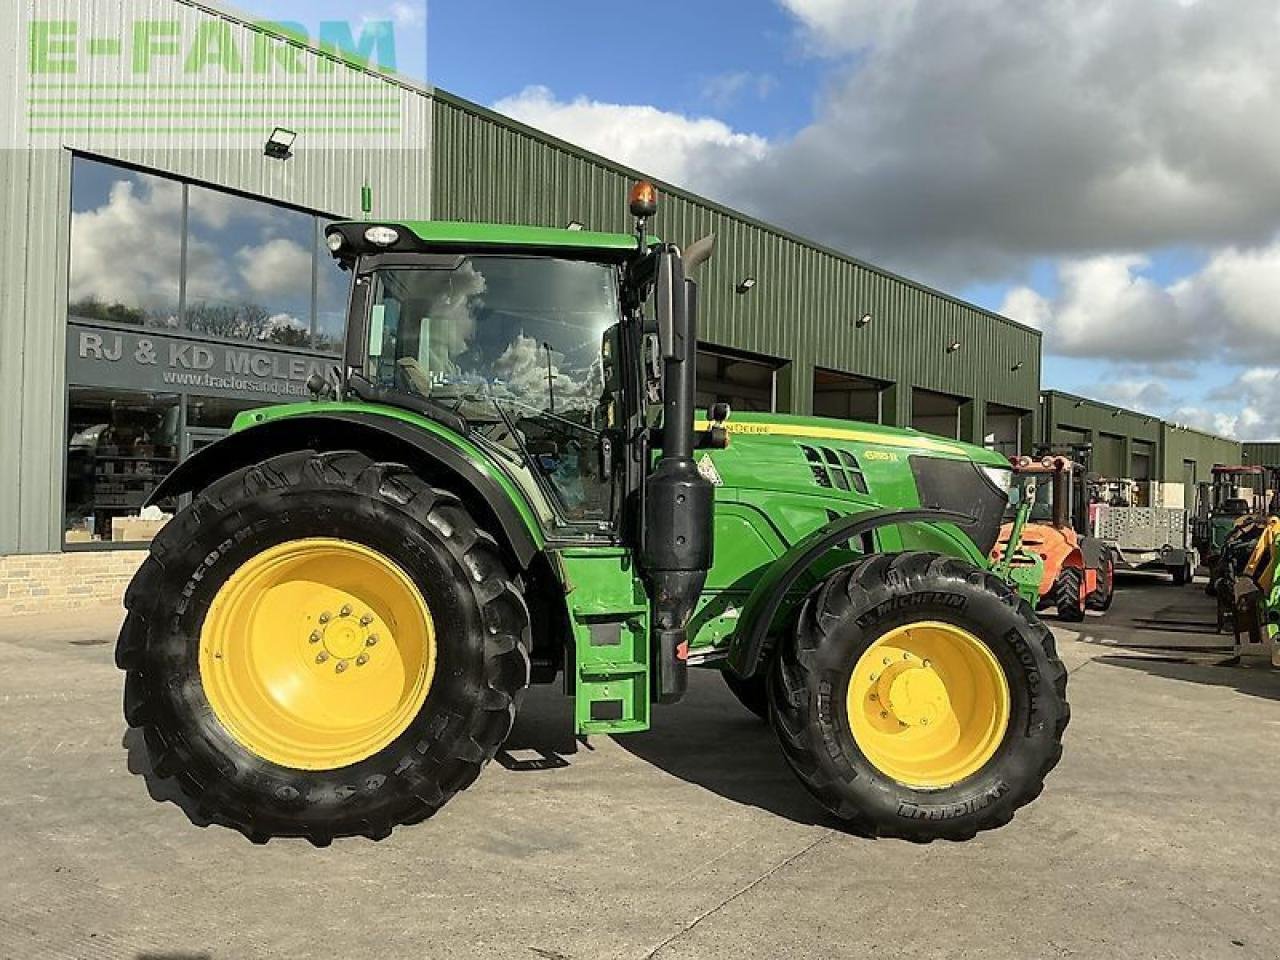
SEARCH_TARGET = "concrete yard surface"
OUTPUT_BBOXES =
[1,578,1277,960]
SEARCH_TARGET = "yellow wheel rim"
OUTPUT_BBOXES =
[199,538,436,771]
[845,621,1010,789]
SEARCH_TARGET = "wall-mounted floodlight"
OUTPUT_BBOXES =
[947,340,962,353]
[566,221,584,231]
[1074,400,1085,408]
[1010,360,1024,371]
[857,313,873,327]
[736,277,757,294]
[264,127,297,160]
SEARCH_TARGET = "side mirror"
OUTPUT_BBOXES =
[654,248,685,362]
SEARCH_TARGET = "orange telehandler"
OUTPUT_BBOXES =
[991,454,1114,621]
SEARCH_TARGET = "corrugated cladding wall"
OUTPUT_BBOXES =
[1162,424,1241,479]
[1040,390,1163,478]
[430,91,1042,421]
[1243,443,1280,467]
[0,0,435,554]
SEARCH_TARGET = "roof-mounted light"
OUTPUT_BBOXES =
[628,180,658,219]
[364,226,400,247]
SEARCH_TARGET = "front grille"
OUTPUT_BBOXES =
[800,445,869,494]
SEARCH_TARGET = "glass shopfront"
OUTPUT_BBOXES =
[63,157,348,548]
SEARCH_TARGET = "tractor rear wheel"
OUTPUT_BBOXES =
[1051,566,1086,621]
[116,450,530,844]
[722,671,769,721]
[768,552,1068,842]
[1087,553,1115,611]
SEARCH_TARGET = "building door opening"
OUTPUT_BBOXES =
[696,346,779,412]
[911,388,962,440]
[984,402,1025,457]
[812,368,885,423]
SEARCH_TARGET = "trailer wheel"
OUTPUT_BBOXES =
[1086,553,1115,611]
[116,450,530,844]
[1172,560,1192,586]
[1051,566,1086,622]
[768,552,1068,841]
[721,671,769,721]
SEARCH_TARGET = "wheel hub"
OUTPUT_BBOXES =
[315,611,377,665]
[883,662,950,728]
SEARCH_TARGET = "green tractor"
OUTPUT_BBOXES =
[117,184,1068,844]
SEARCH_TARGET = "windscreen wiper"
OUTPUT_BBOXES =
[346,372,469,436]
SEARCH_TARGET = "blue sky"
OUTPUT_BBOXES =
[241,0,1280,439]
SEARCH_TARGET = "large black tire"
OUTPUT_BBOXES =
[1051,566,1086,622]
[116,450,531,844]
[721,671,769,721]
[1087,553,1115,611]
[769,552,1069,842]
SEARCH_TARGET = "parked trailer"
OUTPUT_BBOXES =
[1089,503,1193,584]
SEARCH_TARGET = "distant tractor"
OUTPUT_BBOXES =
[991,455,1114,621]
[1193,465,1268,569]
[115,183,1067,845]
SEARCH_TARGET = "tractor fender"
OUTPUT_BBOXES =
[146,411,543,570]
[726,507,972,679]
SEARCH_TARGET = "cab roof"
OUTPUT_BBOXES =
[327,220,655,259]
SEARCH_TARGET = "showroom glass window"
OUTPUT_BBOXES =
[64,157,352,548]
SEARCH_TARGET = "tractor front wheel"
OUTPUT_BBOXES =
[769,552,1068,842]
[116,450,530,844]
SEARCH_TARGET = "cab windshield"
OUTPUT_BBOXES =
[1006,478,1055,523]
[366,256,622,524]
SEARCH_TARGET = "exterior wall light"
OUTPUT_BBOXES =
[566,221,584,231]
[1010,360,1024,371]
[857,313,873,327]
[736,277,757,294]
[947,340,962,353]
[264,127,297,160]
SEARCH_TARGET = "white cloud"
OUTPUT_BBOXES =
[69,178,185,314]
[1000,239,1280,366]
[237,238,313,300]
[492,86,769,194]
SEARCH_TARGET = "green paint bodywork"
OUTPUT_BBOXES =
[992,487,1045,607]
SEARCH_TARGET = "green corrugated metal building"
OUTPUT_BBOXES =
[1040,390,1240,507]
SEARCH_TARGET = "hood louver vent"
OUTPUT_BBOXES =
[800,445,869,494]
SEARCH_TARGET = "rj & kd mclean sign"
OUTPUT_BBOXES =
[67,324,339,401]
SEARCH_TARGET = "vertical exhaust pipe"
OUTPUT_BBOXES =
[642,242,715,704]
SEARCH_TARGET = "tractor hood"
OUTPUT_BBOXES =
[694,412,1012,555]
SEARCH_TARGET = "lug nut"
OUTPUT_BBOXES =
[335,660,349,674]
[309,630,322,644]
[869,693,878,702]
[315,652,329,664]
[356,653,369,666]
[879,711,889,719]
[882,656,892,665]
[366,635,379,647]
[903,652,912,660]
[870,673,879,682]
[922,659,931,668]
[339,604,352,617]
[319,612,331,624]
[360,614,373,626]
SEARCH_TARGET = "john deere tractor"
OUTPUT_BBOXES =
[117,184,1068,844]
